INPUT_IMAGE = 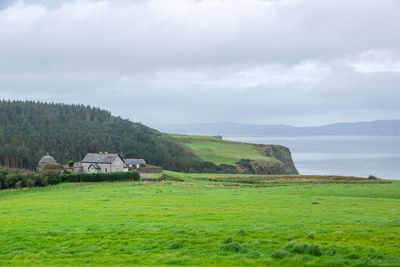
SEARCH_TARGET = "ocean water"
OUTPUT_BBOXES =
[224,136,400,180]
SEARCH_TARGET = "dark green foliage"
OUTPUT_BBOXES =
[0,168,60,189]
[368,175,378,179]
[0,168,140,190]
[42,163,63,172]
[0,100,212,172]
[131,170,141,181]
[59,171,140,183]
[68,161,74,167]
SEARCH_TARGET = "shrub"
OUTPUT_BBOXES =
[15,180,23,189]
[26,178,35,188]
[131,170,140,181]
[42,163,63,172]
[0,168,62,190]
[368,175,378,180]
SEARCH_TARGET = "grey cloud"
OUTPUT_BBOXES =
[0,0,400,125]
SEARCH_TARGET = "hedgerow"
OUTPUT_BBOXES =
[59,171,140,182]
[0,168,140,190]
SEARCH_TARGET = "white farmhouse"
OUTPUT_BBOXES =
[81,152,125,173]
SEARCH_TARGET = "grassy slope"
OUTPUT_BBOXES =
[1,176,399,266]
[170,134,271,165]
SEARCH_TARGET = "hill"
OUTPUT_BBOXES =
[154,120,400,136]
[0,101,297,174]
[171,134,298,174]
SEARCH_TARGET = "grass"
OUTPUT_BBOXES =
[1,174,400,266]
[170,134,274,165]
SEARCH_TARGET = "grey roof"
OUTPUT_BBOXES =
[39,154,57,163]
[89,163,101,169]
[82,153,123,164]
[124,159,146,165]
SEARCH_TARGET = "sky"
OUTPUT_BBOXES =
[1,0,400,127]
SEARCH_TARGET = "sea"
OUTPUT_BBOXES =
[224,135,400,180]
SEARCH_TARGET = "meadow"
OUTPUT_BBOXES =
[1,173,399,266]
[170,134,275,165]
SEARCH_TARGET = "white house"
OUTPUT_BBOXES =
[81,152,125,173]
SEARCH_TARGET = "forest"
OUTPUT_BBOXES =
[0,100,204,171]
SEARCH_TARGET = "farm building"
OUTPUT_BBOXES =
[81,152,125,173]
[124,158,146,170]
[38,153,57,172]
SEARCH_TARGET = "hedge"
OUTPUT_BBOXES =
[59,171,140,183]
[0,168,60,189]
[0,168,140,190]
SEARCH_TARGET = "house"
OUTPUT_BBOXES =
[81,152,125,173]
[124,158,146,170]
[38,153,57,172]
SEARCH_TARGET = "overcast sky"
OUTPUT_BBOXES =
[1,0,400,126]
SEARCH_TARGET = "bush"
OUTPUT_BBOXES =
[131,170,140,181]
[42,163,63,172]
[368,175,378,180]
[0,168,62,190]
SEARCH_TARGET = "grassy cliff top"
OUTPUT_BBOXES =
[170,134,273,165]
[169,134,298,174]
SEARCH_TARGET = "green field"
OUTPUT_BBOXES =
[1,174,399,266]
[170,134,298,174]
[170,134,272,165]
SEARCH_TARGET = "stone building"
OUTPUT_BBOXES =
[81,152,125,173]
[124,159,146,170]
[38,153,57,172]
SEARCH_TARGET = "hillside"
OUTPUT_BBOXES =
[0,101,297,174]
[171,134,298,174]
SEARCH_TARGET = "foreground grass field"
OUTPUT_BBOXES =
[1,174,399,266]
